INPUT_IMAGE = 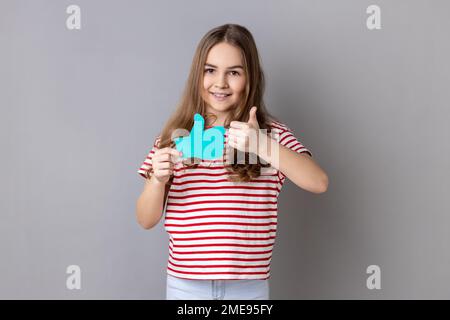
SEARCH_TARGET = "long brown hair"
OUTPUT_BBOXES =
[157,23,281,183]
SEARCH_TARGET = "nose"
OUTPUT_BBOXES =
[214,73,229,89]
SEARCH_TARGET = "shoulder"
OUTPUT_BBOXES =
[268,119,292,133]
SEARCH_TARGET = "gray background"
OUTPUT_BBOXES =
[1,0,449,299]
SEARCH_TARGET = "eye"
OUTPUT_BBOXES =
[230,71,240,76]
[204,68,214,74]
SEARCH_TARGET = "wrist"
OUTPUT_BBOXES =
[151,176,167,187]
[145,172,167,188]
[256,134,274,162]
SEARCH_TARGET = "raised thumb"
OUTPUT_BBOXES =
[248,106,258,123]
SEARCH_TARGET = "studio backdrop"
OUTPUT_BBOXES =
[1,0,449,299]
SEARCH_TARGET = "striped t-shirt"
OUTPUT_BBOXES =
[137,120,312,280]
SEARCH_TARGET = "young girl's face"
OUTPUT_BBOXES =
[201,42,247,123]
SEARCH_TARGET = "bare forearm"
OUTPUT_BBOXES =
[258,136,329,193]
[136,177,169,229]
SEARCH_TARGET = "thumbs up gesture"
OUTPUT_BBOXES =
[228,106,260,155]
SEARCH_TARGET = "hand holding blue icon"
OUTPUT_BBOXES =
[173,113,226,160]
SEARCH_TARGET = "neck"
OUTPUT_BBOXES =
[204,112,230,127]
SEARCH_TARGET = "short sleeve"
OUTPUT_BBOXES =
[278,128,312,156]
[273,123,312,181]
[137,135,162,179]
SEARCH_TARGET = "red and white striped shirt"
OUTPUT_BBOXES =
[137,120,312,280]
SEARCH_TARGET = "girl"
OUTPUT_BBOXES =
[136,24,329,300]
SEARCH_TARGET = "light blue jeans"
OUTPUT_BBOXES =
[166,274,270,300]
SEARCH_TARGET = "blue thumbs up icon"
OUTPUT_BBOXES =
[173,113,226,160]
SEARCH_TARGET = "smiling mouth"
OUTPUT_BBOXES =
[210,92,232,98]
